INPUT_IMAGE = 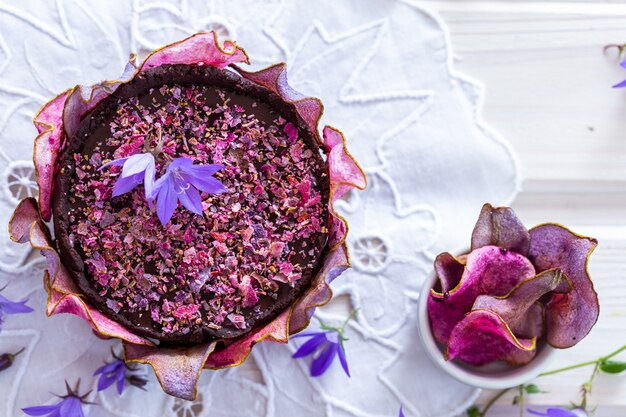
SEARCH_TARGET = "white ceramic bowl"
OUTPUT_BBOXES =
[417,271,557,390]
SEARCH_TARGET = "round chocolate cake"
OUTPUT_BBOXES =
[52,64,329,344]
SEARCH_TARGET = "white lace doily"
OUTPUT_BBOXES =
[0,1,521,416]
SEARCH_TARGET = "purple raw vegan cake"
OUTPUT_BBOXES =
[52,64,330,344]
[9,32,367,399]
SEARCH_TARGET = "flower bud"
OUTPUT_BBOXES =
[127,375,148,390]
[0,347,25,372]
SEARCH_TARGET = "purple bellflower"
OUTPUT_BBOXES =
[94,350,148,395]
[151,157,226,225]
[99,152,156,198]
[292,330,350,377]
[528,407,588,417]
[0,291,33,331]
[23,380,90,417]
[291,310,357,378]
[94,359,126,395]
[613,60,626,88]
[100,153,227,225]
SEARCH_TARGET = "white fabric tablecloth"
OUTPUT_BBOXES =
[0,1,520,416]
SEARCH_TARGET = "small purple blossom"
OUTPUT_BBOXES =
[0,292,34,331]
[99,152,156,198]
[23,397,84,417]
[528,407,588,417]
[94,351,148,395]
[399,406,405,417]
[292,330,350,377]
[94,359,126,394]
[613,60,626,88]
[23,381,90,417]
[152,157,226,225]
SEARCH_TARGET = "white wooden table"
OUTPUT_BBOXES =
[422,1,626,415]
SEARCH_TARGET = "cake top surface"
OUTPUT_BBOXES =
[54,65,329,344]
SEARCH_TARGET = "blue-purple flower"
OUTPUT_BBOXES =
[528,407,588,417]
[399,406,405,417]
[292,330,350,377]
[151,157,226,225]
[99,152,156,198]
[94,351,148,395]
[292,312,357,377]
[100,152,227,225]
[0,292,33,331]
[613,60,626,88]
[94,359,126,394]
[23,381,90,417]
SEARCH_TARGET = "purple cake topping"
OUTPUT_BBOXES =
[65,82,327,338]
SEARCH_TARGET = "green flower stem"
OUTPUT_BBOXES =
[476,344,626,417]
[475,387,512,417]
[579,362,601,410]
[316,308,359,350]
[539,344,626,377]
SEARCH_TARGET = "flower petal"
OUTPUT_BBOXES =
[0,295,34,314]
[612,79,626,88]
[528,408,579,417]
[93,361,116,376]
[472,268,571,338]
[143,159,157,199]
[428,245,536,344]
[184,163,224,178]
[291,330,328,339]
[112,173,143,197]
[529,224,599,348]
[124,341,216,401]
[140,32,249,71]
[156,176,178,225]
[310,342,338,377]
[120,153,154,178]
[116,372,126,395]
[176,181,204,215]
[59,397,84,417]
[447,309,536,366]
[185,174,227,195]
[98,157,128,170]
[337,343,350,377]
[292,333,327,358]
[22,404,61,416]
[471,203,531,256]
[97,372,117,392]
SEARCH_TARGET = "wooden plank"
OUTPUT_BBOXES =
[422,2,626,412]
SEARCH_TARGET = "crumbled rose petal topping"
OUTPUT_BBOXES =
[66,83,327,336]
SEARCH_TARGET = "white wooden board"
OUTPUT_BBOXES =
[422,1,626,415]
